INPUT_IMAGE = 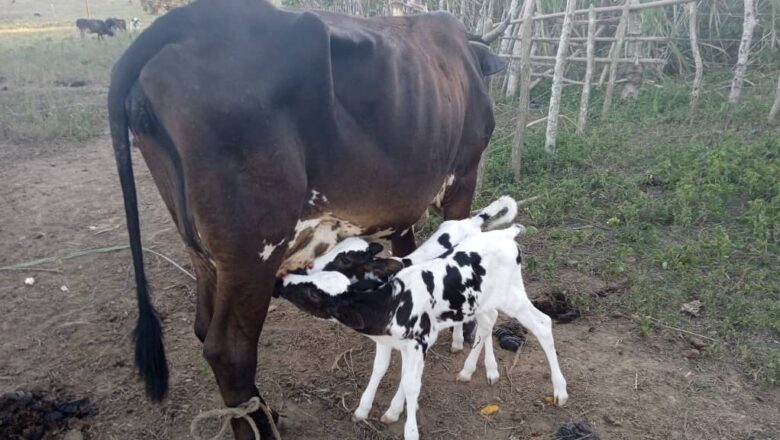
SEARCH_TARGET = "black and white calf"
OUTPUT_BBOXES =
[304,195,519,353]
[276,226,568,440]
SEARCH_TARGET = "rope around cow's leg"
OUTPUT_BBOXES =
[190,396,281,440]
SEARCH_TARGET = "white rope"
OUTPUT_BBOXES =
[190,396,281,440]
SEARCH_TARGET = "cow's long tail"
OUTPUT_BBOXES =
[107,9,187,402]
[472,195,518,231]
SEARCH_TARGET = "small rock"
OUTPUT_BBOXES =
[24,277,36,286]
[688,337,707,349]
[682,349,700,359]
[680,300,702,317]
[60,285,69,292]
[602,414,622,426]
[63,430,84,440]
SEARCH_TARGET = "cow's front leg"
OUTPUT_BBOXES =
[202,264,280,440]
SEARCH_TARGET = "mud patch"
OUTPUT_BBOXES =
[532,290,581,323]
[0,389,93,440]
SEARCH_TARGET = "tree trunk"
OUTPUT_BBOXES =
[688,1,703,115]
[601,0,631,119]
[506,0,535,98]
[729,0,757,104]
[769,73,780,123]
[510,0,536,179]
[544,0,578,154]
[620,0,642,101]
[576,5,596,135]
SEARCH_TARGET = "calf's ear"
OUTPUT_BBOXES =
[368,242,384,256]
[469,42,508,77]
[331,304,366,330]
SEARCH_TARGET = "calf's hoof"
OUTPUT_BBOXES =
[455,372,472,382]
[486,373,500,385]
[555,390,569,406]
[450,344,463,353]
[352,411,368,422]
[380,413,400,424]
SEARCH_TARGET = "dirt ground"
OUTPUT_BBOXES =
[1,138,778,440]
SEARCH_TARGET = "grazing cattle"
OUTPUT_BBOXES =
[305,195,519,352]
[276,226,568,440]
[106,17,127,32]
[76,18,114,39]
[107,0,508,437]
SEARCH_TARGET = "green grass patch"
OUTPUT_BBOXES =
[479,75,780,385]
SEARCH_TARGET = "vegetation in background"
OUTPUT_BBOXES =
[477,76,780,384]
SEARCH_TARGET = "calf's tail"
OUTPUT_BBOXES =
[472,195,518,230]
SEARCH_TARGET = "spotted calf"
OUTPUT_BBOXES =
[304,195,519,352]
[276,225,568,440]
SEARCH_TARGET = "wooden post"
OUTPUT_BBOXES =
[576,5,596,135]
[510,0,536,179]
[620,0,642,100]
[85,0,91,18]
[688,1,703,115]
[729,0,757,104]
[544,0,577,154]
[601,0,631,119]
[769,73,780,123]
[507,0,535,98]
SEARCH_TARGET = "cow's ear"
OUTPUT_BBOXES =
[469,42,508,77]
[368,242,384,256]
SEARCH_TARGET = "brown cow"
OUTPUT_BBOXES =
[107,0,507,438]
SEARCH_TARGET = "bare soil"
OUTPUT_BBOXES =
[1,138,778,440]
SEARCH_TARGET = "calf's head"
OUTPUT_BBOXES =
[274,271,351,319]
[308,237,385,279]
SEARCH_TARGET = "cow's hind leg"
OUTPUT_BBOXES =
[202,260,282,439]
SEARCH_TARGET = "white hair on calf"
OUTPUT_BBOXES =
[276,224,567,440]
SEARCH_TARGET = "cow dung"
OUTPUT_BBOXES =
[556,420,599,440]
[532,290,581,323]
[493,318,527,352]
[0,389,92,440]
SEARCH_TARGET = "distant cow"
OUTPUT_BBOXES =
[76,18,114,39]
[130,17,141,31]
[106,17,127,32]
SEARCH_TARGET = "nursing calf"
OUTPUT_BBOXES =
[276,226,568,440]
[305,195,519,352]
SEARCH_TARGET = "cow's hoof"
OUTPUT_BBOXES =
[275,415,289,433]
[456,372,472,382]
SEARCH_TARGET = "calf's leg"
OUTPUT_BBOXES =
[354,342,392,421]
[456,309,499,384]
[501,291,568,406]
[400,345,425,440]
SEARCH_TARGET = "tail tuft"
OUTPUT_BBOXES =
[133,286,169,402]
